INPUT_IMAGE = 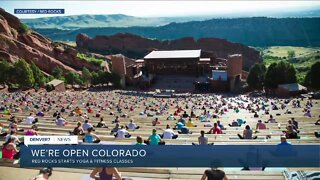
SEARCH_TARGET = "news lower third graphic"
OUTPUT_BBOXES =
[14,9,65,14]
[24,136,78,146]
[20,136,320,168]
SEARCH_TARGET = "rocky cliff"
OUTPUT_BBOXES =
[0,9,105,75]
[76,33,261,70]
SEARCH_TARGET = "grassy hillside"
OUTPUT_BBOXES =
[263,46,319,58]
[262,46,320,83]
[76,53,104,66]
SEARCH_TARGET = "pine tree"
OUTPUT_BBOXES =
[14,59,35,88]
[66,72,82,85]
[30,63,46,87]
[0,60,12,85]
[52,67,64,80]
[82,67,92,86]
[247,63,266,90]
[305,61,320,89]
[264,61,297,89]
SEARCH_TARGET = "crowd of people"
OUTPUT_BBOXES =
[0,90,319,179]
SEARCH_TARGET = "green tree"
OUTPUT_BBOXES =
[66,72,76,85]
[304,61,320,89]
[276,61,297,84]
[264,61,297,89]
[287,50,295,60]
[45,84,55,92]
[18,23,30,34]
[97,70,107,84]
[90,70,120,87]
[65,72,82,85]
[14,59,35,88]
[75,75,83,85]
[264,63,278,89]
[30,63,46,87]
[47,76,54,82]
[96,70,110,84]
[82,67,92,86]
[247,63,266,90]
[110,73,121,88]
[0,60,12,85]
[52,67,64,80]
[91,71,100,85]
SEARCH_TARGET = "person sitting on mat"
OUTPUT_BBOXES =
[238,125,257,139]
[83,127,100,143]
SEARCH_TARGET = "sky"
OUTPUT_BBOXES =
[1,1,320,19]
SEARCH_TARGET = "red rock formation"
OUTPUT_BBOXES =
[0,8,20,30]
[76,33,91,48]
[0,15,13,37]
[76,33,261,70]
[0,34,76,74]
[0,50,17,63]
[0,9,109,76]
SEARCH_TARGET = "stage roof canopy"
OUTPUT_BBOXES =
[144,50,201,59]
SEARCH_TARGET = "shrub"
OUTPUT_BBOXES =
[46,84,55,92]
[77,53,104,66]
[18,23,30,34]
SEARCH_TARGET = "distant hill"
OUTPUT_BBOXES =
[33,17,320,47]
[22,14,208,29]
[22,7,320,30]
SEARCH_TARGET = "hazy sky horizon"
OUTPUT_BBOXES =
[1,1,320,19]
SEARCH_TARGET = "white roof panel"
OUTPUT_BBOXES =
[278,83,307,92]
[144,50,201,59]
[47,79,64,86]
